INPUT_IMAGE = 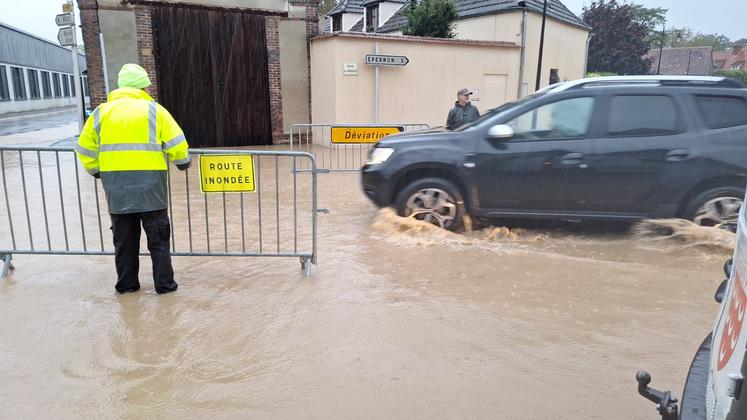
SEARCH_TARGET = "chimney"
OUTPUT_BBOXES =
[733,39,747,55]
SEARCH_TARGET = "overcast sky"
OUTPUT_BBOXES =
[563,0,744,40]
[2,0,745,46]
[2,0,84,46]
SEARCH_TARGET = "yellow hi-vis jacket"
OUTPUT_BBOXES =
[76,87,190,214]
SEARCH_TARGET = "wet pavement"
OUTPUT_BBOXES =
[0,108,78,137]
[0,137,734,418]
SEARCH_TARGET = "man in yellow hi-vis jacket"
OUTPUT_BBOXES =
[76,64,190,294]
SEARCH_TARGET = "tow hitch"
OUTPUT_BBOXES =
[636,371,679,420]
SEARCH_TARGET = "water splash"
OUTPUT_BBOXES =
[373,209,734,257]
[631,218,735,253]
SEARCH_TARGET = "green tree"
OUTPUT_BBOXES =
[320,0,337,15]
[631,5,667,32]
[660,28,732,51]
[402,0,458,38]
[583,1,652,75]
[631,5,668,48]
[644,24,733,51]
[688,33,732,51]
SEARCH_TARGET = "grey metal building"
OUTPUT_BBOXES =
[0,21,88,115]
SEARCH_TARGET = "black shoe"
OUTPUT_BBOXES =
[116,286,140,294]
[156,283,178,294]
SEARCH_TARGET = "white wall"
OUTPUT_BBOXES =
[343,12,363,31]
[378,2,403,29]
[311,34,521,128]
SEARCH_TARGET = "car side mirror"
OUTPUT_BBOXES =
[487,124,514,139]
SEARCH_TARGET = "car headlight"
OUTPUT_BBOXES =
[367,147,395,165]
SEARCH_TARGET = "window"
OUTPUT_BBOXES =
[695,95,747,129]
[41,71,51,98]
[607,95,679,136]
[365,5,378,32]
[27,69,40,99]
[82,77,89,96]
[69,75,75,96]
[52,73,61,97]
[506,97,595,140]
[62,74,71,97]
[11,67,27,100]
[0,65,9,101]
[332,14,342,32]
[732,61,745,70]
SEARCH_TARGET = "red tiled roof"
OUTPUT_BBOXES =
[713,48,747,71]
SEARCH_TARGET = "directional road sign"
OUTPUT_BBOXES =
[56,13,73,27]
[365,54,409,67]
[57,27,75,46]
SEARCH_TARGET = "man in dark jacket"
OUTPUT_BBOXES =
[446,88,480,130]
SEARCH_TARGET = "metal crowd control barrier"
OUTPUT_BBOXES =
[0,146,321,278]
[289,123,429,172]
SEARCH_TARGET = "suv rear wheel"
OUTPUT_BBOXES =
[684,187,744,227]
[395,178,465,231]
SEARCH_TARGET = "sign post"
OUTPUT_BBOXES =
[364,54,410,66]
[56,2,84,131]
[55,13,74,27]
[57,27,74,46]
[365,50,409,123]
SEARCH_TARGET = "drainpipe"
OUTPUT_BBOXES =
[517,4,528,98]
[99,33,110,95]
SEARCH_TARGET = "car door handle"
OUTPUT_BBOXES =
[561,153,585,165]
[666,149,689,162]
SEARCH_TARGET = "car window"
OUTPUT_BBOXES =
[607,95,679,137]
[453,91,547,131]
[694,95,747,129]
[506,97,595,140]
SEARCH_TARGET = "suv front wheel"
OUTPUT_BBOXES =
[395,178,465,231]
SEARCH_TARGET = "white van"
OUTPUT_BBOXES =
[637,205,747,419]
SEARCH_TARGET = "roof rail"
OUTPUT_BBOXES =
[547,76,745,93]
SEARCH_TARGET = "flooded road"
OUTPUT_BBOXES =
[0,159,732,418]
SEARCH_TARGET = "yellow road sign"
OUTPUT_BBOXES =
[330,126,404,144]
[199,155,256,193]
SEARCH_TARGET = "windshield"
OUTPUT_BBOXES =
[452,92,544,131]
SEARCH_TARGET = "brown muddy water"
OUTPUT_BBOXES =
[0,155,736,419]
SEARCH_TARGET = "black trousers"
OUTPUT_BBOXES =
[110,209,178,294]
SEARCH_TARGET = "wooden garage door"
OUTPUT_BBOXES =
[152,6,273,147]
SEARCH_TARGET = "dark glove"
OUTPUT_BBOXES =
[92,172,101,179]
[176,161,191,171]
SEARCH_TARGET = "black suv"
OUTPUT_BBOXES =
[361,76,747,230]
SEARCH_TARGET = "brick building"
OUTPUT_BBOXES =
[645,47,714,76]
[78,0,320,146]
[714,39,747,72]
